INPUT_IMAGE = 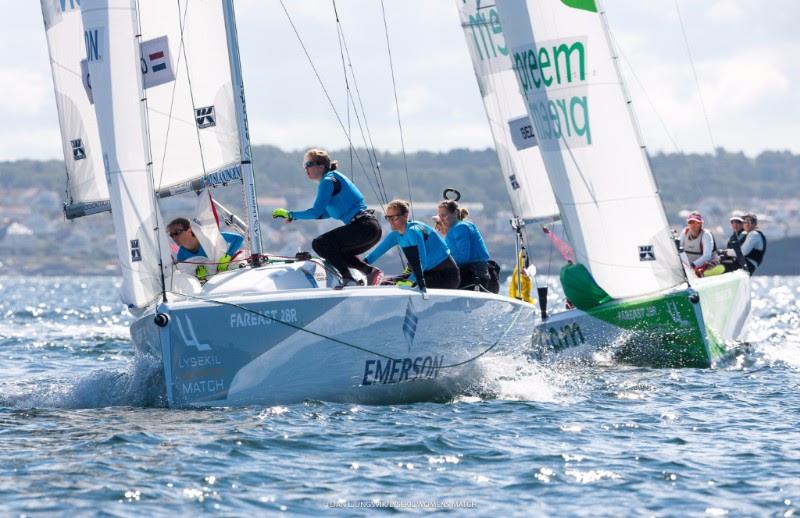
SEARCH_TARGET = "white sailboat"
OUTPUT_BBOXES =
[42,0,537,407]
[487,0,751,367]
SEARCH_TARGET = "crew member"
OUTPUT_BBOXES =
[364,199,459,290]
[740,213,767,275]
[272,148,382,287]
[437,199,494,292]
[679,211,724,277]
[720,211,747,272]
[167,217,243,281]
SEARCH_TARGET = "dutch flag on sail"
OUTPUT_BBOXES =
[148,50,167,72]
[140,36,175,89]
[403,300,418,351]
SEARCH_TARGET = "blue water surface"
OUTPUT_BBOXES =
[0,275,798,516]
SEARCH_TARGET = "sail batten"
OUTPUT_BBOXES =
[496,0,685,299]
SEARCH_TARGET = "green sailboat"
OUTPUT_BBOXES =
[471,0,752,367]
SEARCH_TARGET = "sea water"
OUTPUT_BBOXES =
[0,275,798,516]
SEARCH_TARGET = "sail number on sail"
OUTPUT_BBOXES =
[511,39,591,149]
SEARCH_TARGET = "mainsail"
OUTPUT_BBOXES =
[456,0,557,221]
[495,0,685,298]
[41,0,109,218]
[43,0,249,214]
[137,0,243,197]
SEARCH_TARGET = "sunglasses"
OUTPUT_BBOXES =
[303,160,317,168]
[385,214,403,221]
[169,228,187,238]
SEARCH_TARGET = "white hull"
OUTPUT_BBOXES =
[132,264,536,407]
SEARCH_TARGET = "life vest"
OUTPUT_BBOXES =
[682,227,719,265]
[508,251,533,303]
[744,230,767,272]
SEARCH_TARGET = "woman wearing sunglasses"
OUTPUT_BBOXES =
[272,148,382,287]
[363,199,460,290]
[166,217,243,281]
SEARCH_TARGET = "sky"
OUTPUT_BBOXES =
[2,0,799,162]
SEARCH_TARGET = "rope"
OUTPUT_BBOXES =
[674,0,717,151]
[278,0,387,209]
[167,291,526,370]
[378,0,414,215]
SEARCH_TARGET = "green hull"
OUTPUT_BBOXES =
[532,271,751,368]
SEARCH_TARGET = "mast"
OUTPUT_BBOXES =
[222,0,263,263]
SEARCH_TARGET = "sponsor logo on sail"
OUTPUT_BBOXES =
[130,239,141,262]
[511,37,591,150]
[205,165,243,188]
[84,27,103,63]
[71,138,86,161]
[195,106,216,129]
[58,0,81,13]
[639,245,656,261]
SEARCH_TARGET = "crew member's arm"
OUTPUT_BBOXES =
[739,231,761,256]
[691,232,715,267]
[364,232,398,266]
[290,178,335,220]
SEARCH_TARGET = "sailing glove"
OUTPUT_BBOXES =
[272,208,292,220]
[217,254,232,272]
[395,280,414,287]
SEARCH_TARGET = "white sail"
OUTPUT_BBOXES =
[496,0,685,298]
[40,0,109,218]
[456,0,558,221]
[137,0,242,196]
[81,0,168,308]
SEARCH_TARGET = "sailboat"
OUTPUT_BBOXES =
[479,0,751,367]
[42,0,537,407]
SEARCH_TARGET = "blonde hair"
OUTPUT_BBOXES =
[438,200,469,220]
[304,148,338,171]
[386,199,410,216]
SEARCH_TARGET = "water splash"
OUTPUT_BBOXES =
[2,355,166,409]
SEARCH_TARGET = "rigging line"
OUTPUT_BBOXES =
[378,0,414,214]
[335,20,390,205]
[134,0,168,302]
[169,291,525,370]
[614,48,681,153]
[329,6,389,205]
[278,0,385,207]
[673,0,716,151]
[176,0,211,185]
[331,1,353,180]
[151,1,190,191]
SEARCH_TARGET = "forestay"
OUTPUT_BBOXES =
[81,0,172,308]
[41,0,109,218]
[495,0,685,298]
[456,0,557,222]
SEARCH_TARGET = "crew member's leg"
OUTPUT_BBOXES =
[457,262,490,290]
[423,257,460,289]
[312,218,381,281]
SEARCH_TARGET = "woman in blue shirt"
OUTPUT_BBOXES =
[437,200,493,292]
[364,199,460,290]
[167,217,243,281]
[272,149,382,287]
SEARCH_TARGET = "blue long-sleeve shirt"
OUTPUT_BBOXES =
[176,231,243,261]
[290,171,367,224]
[365,221,450,279]
[445,220,490,265]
